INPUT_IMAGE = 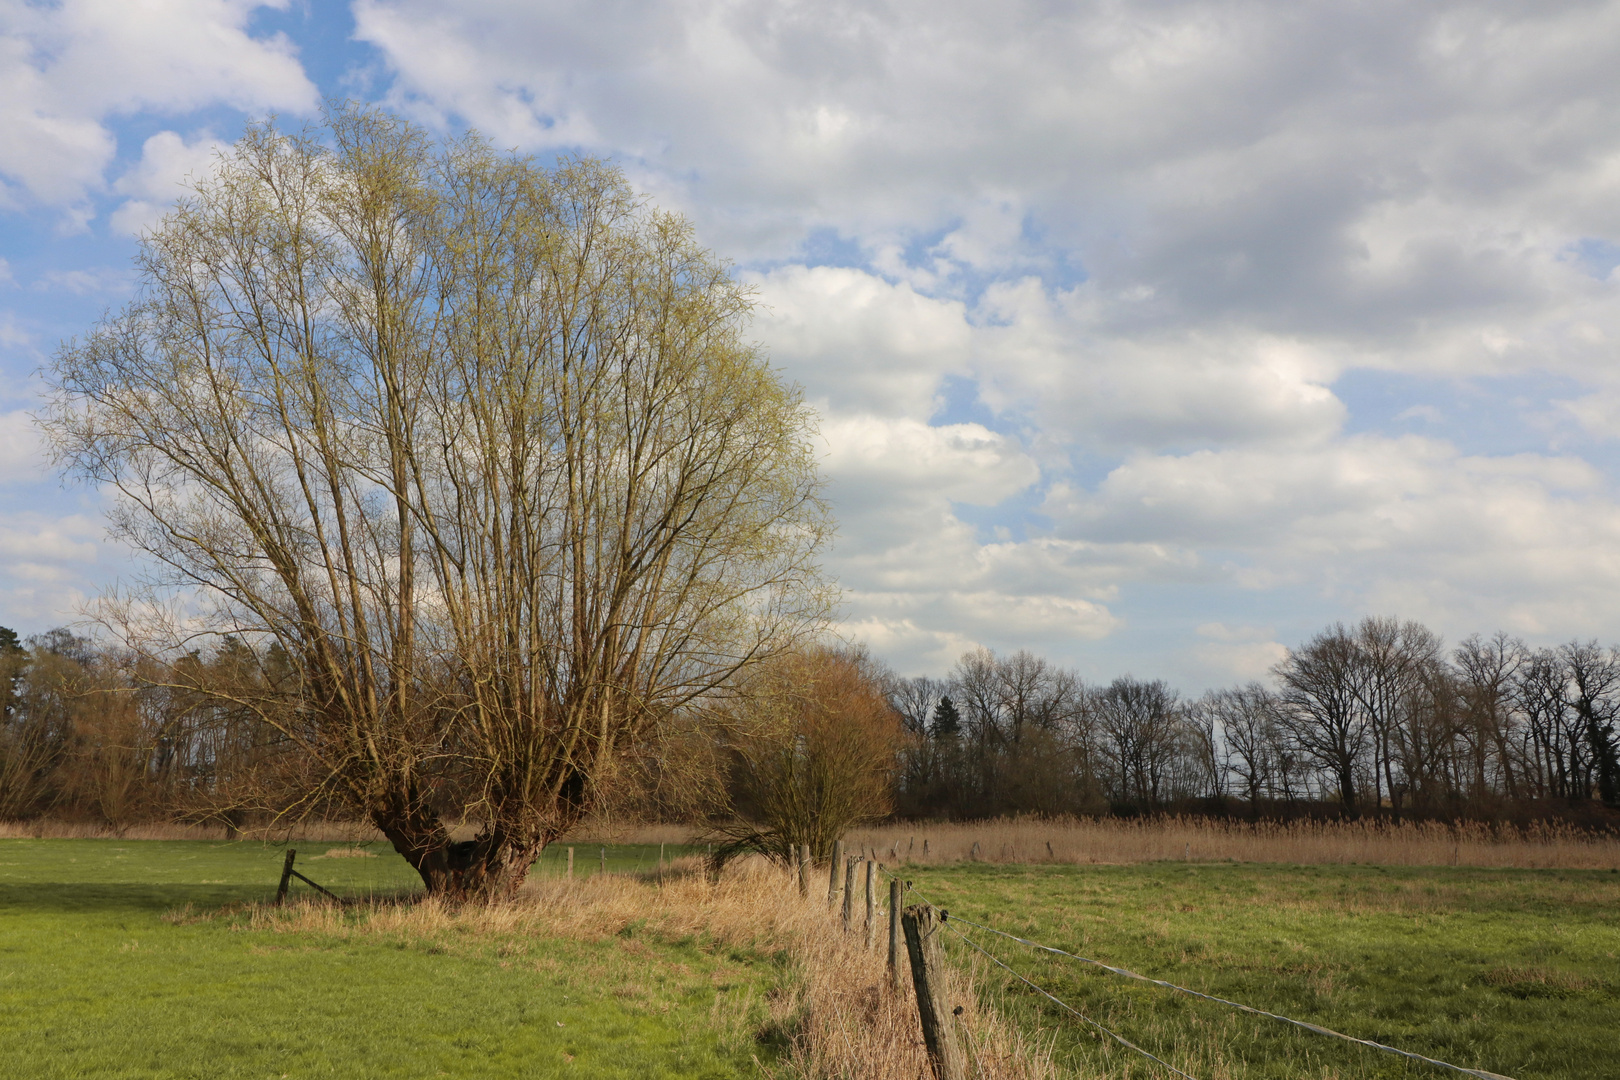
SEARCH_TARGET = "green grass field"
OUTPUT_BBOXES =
[6,841,1615,1080]
[904,862,1620,1080]
[0,839,769,1080]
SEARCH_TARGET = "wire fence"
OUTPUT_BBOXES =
[873,862,1517,1080]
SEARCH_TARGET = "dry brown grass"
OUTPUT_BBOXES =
[0,816,690,844]
[0,819,387,842]
[555,820,701,846]
[12,814,1615,870]
[249,855,1055,1080]
[314,846,377,859]
[843,815,1620,870]
[1480,966,1604,998]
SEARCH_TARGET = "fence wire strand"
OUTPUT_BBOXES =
[877,864,1515,1080]
[943,919,1203,1080]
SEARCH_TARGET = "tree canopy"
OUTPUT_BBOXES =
[43,107,833,896]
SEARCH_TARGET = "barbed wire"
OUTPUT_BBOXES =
[871,862,1515,1080]
[870,864,1200,1079]
[942,912,1514,1080]
[943,920,1203,1080]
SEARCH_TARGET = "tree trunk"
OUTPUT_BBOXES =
[373,807,545,899]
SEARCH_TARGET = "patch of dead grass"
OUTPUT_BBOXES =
[1481,967,1603,998]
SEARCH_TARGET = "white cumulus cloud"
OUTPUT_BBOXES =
[0,0,315,215]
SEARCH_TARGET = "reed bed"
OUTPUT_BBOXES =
[843,816,1620,870]
[0,817,680,844]
[0,819,386,842]
[248,855,1054,1080]
[12,814,1617,870]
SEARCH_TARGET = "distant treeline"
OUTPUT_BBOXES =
[887,619,1620,824]
[0,627,292,829]
[3,617,1619,829]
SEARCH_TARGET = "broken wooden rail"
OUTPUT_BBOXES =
[274,848,342,905]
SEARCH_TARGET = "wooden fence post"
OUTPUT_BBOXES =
[902,905,967,1080]
[566,846,574,880]
[658,842,665,885]
[865,859,877,949]
[888,878,905,992]
[842,856,858,933]
[600,846,607,875]
[827,840,844,908]
[275,848,296,905]
[797,844,811,898]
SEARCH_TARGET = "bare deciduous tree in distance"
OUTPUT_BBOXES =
[42,108,833,898]
[1274,624,1369,814]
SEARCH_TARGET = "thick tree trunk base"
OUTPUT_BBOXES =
[373,811,546,901]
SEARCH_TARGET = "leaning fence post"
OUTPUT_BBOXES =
[902,905,967,1080]
[275,848,297,905]
[889,878,905,992]
[865,859,877,949]
[828,839,845,908]
[842,855,858,933]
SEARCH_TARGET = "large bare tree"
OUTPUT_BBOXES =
[43,109,832,897]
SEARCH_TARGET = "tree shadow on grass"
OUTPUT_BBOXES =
[0,881,269,914]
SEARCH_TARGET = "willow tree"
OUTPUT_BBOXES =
[43,108,832,897]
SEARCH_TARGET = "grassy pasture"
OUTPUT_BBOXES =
[5,834,1616,1080]
[905,862,1620,1080]
[0,839,769,1080]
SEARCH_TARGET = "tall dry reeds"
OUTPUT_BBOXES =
[12,814,1618,869]
[844,815,1620,870]
[0,819,385,842]
[248,855,1054,1080]
[0,816,692,845]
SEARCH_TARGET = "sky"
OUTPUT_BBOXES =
[3,0,1620,690]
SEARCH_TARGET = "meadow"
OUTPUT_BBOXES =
[3,822,1616,1080]
[0,839,781,1079]
[900,861,1620,1080]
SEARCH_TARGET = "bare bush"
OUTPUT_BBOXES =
[716,647,904,861]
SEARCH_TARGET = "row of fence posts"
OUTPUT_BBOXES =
[799,838,965,1080]
[550,844,627,880]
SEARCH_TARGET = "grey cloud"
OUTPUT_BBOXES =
[360,0,1620,370]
